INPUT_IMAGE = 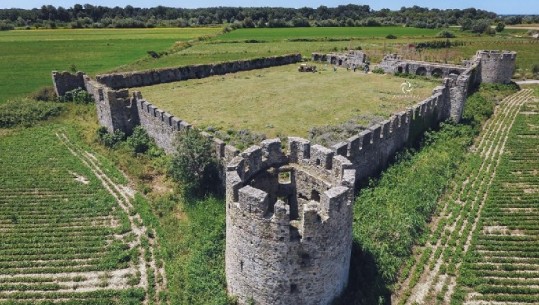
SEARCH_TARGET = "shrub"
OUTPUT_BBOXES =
[59,88,94,104]
[495,22,505,33]
[0,99,64,128]
[127,126,152,154]
[30,86,57,101]
[436,30,456,38]
[532,64,539,75]
[169,130,220,198]
[461,93,493,127]
[385,34,397,39]
[372,67,385,74]
[96,126,126,149]
[0,21,14,31]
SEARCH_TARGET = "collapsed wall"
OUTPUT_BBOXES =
[312,50,366,68]
[225,138,355,305]
[52,71,85,96]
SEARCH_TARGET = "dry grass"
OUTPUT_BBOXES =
[135,63,436,138]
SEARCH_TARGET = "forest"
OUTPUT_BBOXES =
[0,4,537,30]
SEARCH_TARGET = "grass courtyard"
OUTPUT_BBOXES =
[135,63,436,138]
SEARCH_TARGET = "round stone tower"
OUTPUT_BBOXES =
[477,50,517,84]
[225,137,356,305]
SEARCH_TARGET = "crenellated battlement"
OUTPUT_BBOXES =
[226,137,355,305]
[476,50,517,61]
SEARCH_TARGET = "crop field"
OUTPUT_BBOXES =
[135,64,435,138]
[393,88,538,304]
[0,27,221,103]
[0,125,165,304]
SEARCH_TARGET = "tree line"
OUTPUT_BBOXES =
[0,4,537,30]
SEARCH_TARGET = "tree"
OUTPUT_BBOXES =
[495,22,505,32]
[169,130,220,198]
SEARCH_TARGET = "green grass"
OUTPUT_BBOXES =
[217,27,441,41]
[0,27,222,103]
[136,64,435,138]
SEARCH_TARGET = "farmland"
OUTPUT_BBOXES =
[393,88,538,304]
[0,124,165,304]
[0,27,221,103]
[135,64,435,139]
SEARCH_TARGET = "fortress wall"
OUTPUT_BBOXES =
[58,50,509,191]
[133,92,240,163]
[52,71,86,97]
[336,77,459,183]
[95,54,302,89]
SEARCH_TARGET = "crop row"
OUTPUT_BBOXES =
[0,127,147,303]
[396,89,534,305]
[457,96,539,304]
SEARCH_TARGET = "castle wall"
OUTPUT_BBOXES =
[96,54,302,90]
[225,138,355,305]
[52,71,85,97]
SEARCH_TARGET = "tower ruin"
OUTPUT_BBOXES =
[225,138,356,305]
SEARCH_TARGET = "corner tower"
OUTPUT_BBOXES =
[476,50,517,84]
[225,138,356,305]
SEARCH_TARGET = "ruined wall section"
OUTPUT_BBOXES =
[52,71,85,97]
[96,54,302,90]
[377,55,467,78]
[85,76,139,134]
[312,50,366,68]
[226,138,355,305]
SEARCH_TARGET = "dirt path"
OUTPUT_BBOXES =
[394,89,534,305]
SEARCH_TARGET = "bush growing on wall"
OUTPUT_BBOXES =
[96,126,126,149]
[59,88,94,104]
[169,130,220,198]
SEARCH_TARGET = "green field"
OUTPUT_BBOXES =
[217,26,440,41]
[0,123,164,304]
[0,27,221,103]
[136,64,435,138]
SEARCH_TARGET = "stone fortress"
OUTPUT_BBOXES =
[52,49,516,305]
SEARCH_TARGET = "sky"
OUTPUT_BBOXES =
[0,0,537,15]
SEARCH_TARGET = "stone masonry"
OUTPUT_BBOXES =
[52,71,85,97]
[312,50,367,69]
[225,138,355,305]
